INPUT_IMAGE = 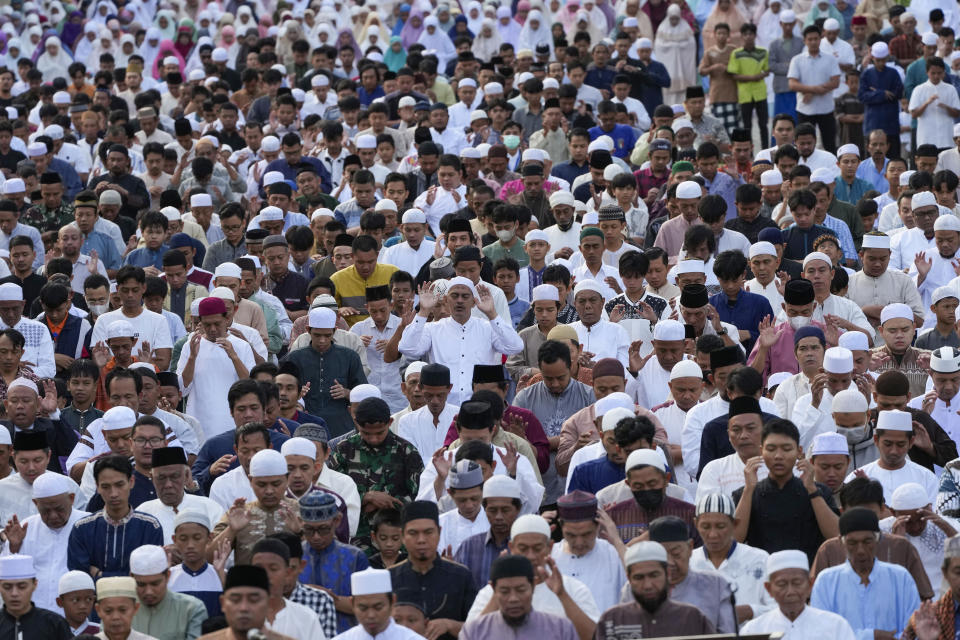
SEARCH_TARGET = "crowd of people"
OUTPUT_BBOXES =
[6,0,960,637]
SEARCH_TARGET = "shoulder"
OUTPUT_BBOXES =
[130,510,163,529]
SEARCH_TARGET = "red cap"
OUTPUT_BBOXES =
[197,297,227,317]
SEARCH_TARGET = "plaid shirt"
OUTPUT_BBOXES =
[633,168,669,200]
[290,582,338,639]
[890,32,923,64]
[821,214,858,261]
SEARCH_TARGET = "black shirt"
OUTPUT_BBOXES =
[389,556,477,640]
[0,148,25,174]
[733,476,839,563]
[0,604,72,640]
[267,270,309,311]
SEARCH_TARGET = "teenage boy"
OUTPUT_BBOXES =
[916,286,960,349]
[168,510,223,618]
[516,230,550,302]
[710,250,775,352]
[494,258,530,328]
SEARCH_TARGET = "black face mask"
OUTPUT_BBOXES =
[633,489,664,511]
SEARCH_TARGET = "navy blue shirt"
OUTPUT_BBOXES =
[567,455,624,495]
[634,60,671,117]
[709,289,774,353]
[191,423,294,493]
[588,123,638,159]
[585,64,618,93]
[552,160,590,186]
[859,66,904,137]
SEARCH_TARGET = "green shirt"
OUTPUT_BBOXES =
[482,238,529,268]
[132,589,207,640]
[727,46,769,103]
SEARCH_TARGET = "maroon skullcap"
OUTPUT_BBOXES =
[197,297,227,317]
[593,358,624,379]
[557,490,598,522]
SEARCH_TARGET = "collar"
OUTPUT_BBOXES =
[180,562,210,577]
[103,508,135,526]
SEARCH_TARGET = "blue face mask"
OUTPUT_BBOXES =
[503,134,521,150]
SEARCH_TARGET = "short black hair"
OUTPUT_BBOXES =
[105,367,142,395]
[93,454,133,482]
[619,251,650,279]
[614,416,657,448]
[228,379,266,411]
[713,250,748,282]
[537,339,572,368]
[761,418,800,445]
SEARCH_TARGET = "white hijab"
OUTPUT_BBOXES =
[472,18,502,61]
[37,37,74,82]
[417,15,457,67]
[518,9,554,57]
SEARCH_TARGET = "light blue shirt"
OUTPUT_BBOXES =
[856,157,890,193]
[698,171,742,221]
[0,223,44,270]
[822,214,858,262]
[810,559,920,640]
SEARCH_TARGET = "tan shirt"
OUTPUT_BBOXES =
[212,497,300,565]
[700,45,739,103]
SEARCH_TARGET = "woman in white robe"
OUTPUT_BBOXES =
[496,6,523,47]
[36,37,73,83]
[518,9,554,58]
[72,23,99,67]
[114,33,137,68]
[472,18,502,62]
[464,1,485,33]
[655,4,697,105]
[417,15,457,68]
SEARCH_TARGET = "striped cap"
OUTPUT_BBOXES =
[695,492,735,518]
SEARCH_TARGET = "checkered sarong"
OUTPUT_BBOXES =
[711,102,741,135]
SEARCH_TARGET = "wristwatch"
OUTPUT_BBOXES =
[716,326,727,336]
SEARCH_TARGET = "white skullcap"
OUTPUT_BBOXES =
[484,81,504,94]
[810,167,837,184]
[933,286,960,305]
[832,388,868,413]
[214,263,242,279]
[102,406,136,432]
[836,143,859,159]
[249,449,288,477]
[190,299,201,317]
[459,78,477,89]
[637,37,653,49]
[58,571,95,596]
[259,206,284,222]
[447,276,478,298]
[676,181,702,199]
[581,211,597,223]
[402,209,427,224]
[922,31,938,46]
[188,69,205,81]
[531,284,560,302]
[460,147,481,160]
[312,208,334,221]
[872,41,889,58]
[670,360,703,381]
[163,56,178,66]
[603,164,624,181]
[210,287,235,302]
[510,514,551,539]
[351,568,392,596]
[749,242,777,258]
[190,193,213,208]
[912,191,938,209]
[483,474,522,499]
[573,279,605,299]
[623,17,638,27]
[602,407,636,433]
[823,18,840,31]
[404,361,426,381]
[6,378,36,395]
[653,319,685,341]
[899,170,915,187]
[823,346,853,374]
[350,384,381,403]
[44,124,63,140]
[931,346,960,373]
[595,392,633,417]
[525,230,549,245]
[106,320,136,340]
[767,371,792,388]
[0,282,20,303]
[624,541,667,567]
[0,555,34,580]
[52,91,71,105]
[211,47,229,62]
[838,331,869,352]
[936,214,960,232]
[281,437,317,460]
[891,483,931,510]
[356,134,377,149]
[374,199,398,213]
[587,138,612,154]
[263,171,285,186]
[876,409,913,431]
[174,510,211,531]
[676,259,706,275]
[129,545,168,575]
[880,302,914,324]
[261,136,281,152]
[161,206,181,222]
[760,170,783,187]
[291,88,306,103]
[861,234,890,250]
[550,191,575,208]
[476,143,491,158]
[0,427,9,445]
[31,472,77,499]
[802,252,831,268]
[810,432,850,457]
[543,78,560,90]
[671,118,694,134]
[766,549,808,577]
[626,448,665,472]
[312,74,330,88]
[308,307,337,329]
[1,178,24,194]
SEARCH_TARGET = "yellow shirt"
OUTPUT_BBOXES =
[330,263,399,325]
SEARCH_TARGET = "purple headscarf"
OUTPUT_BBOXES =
[60,11,85,50]
[399,9,425,48]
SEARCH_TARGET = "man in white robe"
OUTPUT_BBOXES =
[909,200,960,323]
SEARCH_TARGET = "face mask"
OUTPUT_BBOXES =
[496,229,515,242]
[503,134,520,150]
[839,424,869,445]
[633,489,664,511]
[88,303,109,316]
[788,315,811,330]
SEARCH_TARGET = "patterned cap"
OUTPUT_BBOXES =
[557,490,598,522]
[597,203,625,222]
[299,490,339,522]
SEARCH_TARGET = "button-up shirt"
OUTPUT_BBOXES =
[741,605,856,640]
[396,403,461,466]
[857,157,890,192]
[349,314,405,412]
[699,171,741,219]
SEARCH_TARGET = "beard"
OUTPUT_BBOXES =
[633,586,669,614]
[502,612,529,628]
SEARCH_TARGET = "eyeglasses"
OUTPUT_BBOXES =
[302,524,334,537]
[133,437,165,447]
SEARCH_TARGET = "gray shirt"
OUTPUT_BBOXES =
[201,238,246,272]
[769,36,805,94]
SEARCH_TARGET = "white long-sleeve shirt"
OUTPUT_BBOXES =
[681,395,780,478]
[570,319,630,371]
[397,403,461,466]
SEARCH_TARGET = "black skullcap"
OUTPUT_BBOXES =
[224,565,270,593]
[457,401,493,430]
[710,345,744,370]
[403,500,439,525]
[251,537,291,562]
[783,279,815,305]
[490,555,535,583]
[365,285,391,302]
[446,218,472,234]
[453,245,482,264]
[267,182,292,197]
[543,97,560,110]
[647,515,691,542]
[334,233,354,248]
[39,172,61,185]
[730,128,751,143]
[245,228,269,241]
[838,506,880,535]
[354,397,391,425]
[679,284,708,308]
[472,364,506,384]
[653,104,674,118]
[728,396,762,417]
[151,446,187,467]
[420,363,451,387]
[589,150,612,169]
[685,86,705,100]
[521,164,544,177]
[13,431,48,451]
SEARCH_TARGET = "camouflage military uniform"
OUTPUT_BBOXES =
[327,431,424,549]
[22,201,74,233]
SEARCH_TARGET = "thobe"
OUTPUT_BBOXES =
[879,517,954,596]
[466,575,600,622]
[398,314,523,406]
[844,460,939,506]
[697,453,770,503]
[0,317,56,378]
[669,570,737,633]
[810,560,921,639]
[682,394,780,478]
[690,542,773,618]
[746,277,784,311]
[283,343,368,437]
[594,600,716,638]
[67,510,165,577]
[633,357,671,410]
[137,493,225,543]
[773,372,812,420]
[891,228,936,271]
[570,319,630,370]
[0,508,88,614]
[381,240,435,278]
[131,589,207,640]
[775,294,872,336]
[350,315,405,413]
[176,333,256,440]
[908,394,960,443]
[550,537,626,612]
[847,269,925,327]
[461,610,578,640]
[397,403,461,466]
[437,509,488,555]
[267,599,325,640]
[741,605,857,640]
[208,466,254,510]
[331,618,426,639]
[909,248,960,323]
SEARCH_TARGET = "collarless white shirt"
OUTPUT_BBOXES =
[350,314,406,413]
[318,465,361,537]
[845,459,939,505]
[746,277,784,311]
[137,494,225,543]
[741,604,856,639]
[396,403,461,466]
[697,453,770,503]
[266,598,325,640]
[570,319,630,370]
[690,541,773,618]
[208,465,254,510]
[634,358,671,410]
[381,240,436,280]
[437,508,489,555]
[551,538,627,612]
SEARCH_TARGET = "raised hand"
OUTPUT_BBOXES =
[432,448,453,479]
[91,341,111,368]
[775,271,788,297]
[609,303,626,324]
[497,439,519,478]
[914,253,933,279]
[757,315,779,349]
[3,515,26,553]
[743,456,763,491]
[329,379,348,400]
[417,282,439,313]
[912,600,943,640]
[475,284,496,318]
[540,557,565,595]
[226,499,251,532]
[39,379,58,415]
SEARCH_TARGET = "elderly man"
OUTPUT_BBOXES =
[1,376,79,470]
[741,549,856,638]
[594,541,716,637]
[399,277,522,406]
[129,544,206,640]
[848,233,925,331]
[138,447,224,543]
[0,554,73,638]
[0,473,87,614]
[811,507,921,638]
[0,282,55,378]
[569,280,631,370]
[0,430,77,523]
